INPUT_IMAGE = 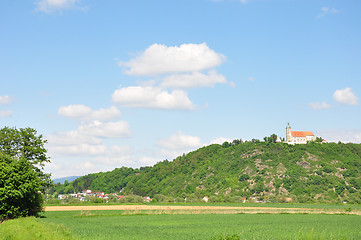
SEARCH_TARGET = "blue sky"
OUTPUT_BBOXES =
[1,0,360,178]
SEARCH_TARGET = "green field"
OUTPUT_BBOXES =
[35,210,361,239]
[0,217,77,240]
[44,202,361,210]
[2,205,361,240]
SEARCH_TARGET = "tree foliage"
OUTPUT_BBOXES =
[264,134,278,143]
[0,154,43,222]
[0,127,50,222]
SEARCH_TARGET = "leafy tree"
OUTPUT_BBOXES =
[0,127,50,222]
[0,154,43,222]
[0,127,50,184]
[264,134,278,143]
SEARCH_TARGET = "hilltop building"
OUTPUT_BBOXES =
[286,123,315,144]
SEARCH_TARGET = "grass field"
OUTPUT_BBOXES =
[44,202,361,210]
[0,217,76,240]
[37,209,361,239]
[2,204,361,239]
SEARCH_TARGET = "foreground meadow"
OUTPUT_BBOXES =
[2,204,361,239]
[36,208,361,239]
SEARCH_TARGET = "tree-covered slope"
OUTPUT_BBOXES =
[54,142,361,203]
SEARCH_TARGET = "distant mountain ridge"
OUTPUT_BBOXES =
[52,176,81,184]
[53,141,361,203]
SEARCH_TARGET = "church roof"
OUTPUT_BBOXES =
[291,131,314,137]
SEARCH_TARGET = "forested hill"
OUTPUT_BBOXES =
[54,142,361,203]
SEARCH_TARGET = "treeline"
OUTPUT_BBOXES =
[48,141,361,203]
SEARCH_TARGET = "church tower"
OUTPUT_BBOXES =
[286,123,292,143]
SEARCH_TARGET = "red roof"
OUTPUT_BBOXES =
[291,131,314,137]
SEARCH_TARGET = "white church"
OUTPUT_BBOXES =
[286,123,316,144]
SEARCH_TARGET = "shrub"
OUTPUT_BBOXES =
[0,155,43,222]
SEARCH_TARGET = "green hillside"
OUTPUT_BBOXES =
[52,141,361,203]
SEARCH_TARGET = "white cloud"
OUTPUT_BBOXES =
[208,137,233,145]
[308,102,332,110]
[78,120,131,138]
[317,129,361,143]
[112,86,194,110]
[47,130,102,146]
[0,111,13,118]
[49,143,107,156]
[36,0,84,13]
[93,155,133,166]
[333,87,359,105]
[47,119,131,158]
[156,132,235,160]
[45,161,96,179]
[0,95,16,105]
[119,43,225,76]
[58,104,91,120]
[98,145,132,165]
[158,131,202,150]
[317,7,339,19]
[94,146,132,166]
[157,131,202,159]
[138,157,161,166]
[58,105,121,122]
[160,70,227,89]
[110,145,131,155]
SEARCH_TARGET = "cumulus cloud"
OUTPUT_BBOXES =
[317,7,339,18]
[158,131,202,150]
[50,102,131,161]
[93,146,132,165]
[49,143,107,156]
[47,130,102,146]
[0,111,13,118]
[47,130,105,157]
[160,70,227,89]
[77,120,131,138]
[309,102,332,110]
[47,119,131,158]
[36,0,84,13]
[112,86,194,110]
[157,131,203,159]
[333,87,359,105]
[119,43,225,76]
[0,95,16,105]
[58,105,121,122]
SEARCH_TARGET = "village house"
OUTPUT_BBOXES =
[57,189,152,203]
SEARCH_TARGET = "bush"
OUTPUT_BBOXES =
[0,155,43,222]
[0,127,50,222]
